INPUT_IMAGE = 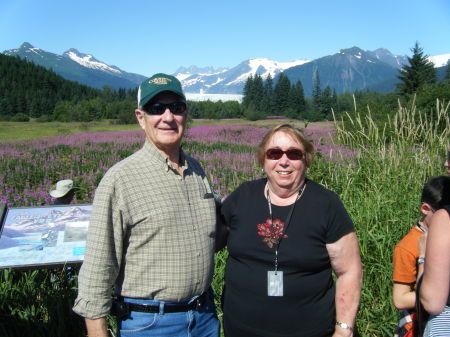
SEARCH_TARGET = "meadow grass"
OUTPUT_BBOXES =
[330,98,449,335]
[0,118,325,142]
[0,103,448,336]
[0,121,141,142]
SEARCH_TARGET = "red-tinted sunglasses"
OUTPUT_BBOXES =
[265,148,304,161]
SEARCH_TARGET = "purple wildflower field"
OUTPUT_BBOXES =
[0,124,355,207]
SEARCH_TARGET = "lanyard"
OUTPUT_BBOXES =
[266,182,306,271]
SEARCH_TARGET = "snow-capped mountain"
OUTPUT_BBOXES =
[428,54,450,67]
[3,42,449,96]
[64,48,122,74]
[3,42,146,89]
[367,48,408,68]
[283,47,405,96]
[175,58,310,94]
[175,48,449,96]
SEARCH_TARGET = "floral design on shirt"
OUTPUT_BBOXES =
[257,218,288,248]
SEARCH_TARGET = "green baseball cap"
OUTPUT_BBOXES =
[137,73,185,108]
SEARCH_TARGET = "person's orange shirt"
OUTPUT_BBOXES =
[393,226,424,285]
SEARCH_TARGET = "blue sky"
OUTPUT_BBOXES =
[1,0,449,77]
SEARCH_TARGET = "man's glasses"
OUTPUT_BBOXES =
[144,102,187,115]
[265,148,304,161]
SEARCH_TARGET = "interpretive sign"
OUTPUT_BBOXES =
[0,204,92,269]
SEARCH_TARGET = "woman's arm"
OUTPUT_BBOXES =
[420,209,450,315]
[327,231,363,337]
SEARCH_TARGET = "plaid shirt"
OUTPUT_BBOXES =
[73,141,217,319]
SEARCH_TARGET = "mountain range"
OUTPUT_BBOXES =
[3,42,146,90]
[3,42,450,98]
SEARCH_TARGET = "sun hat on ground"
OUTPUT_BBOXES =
[137,73,185,108]
[49,179,78,198]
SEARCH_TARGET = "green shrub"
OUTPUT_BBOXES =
[10,113,30,122]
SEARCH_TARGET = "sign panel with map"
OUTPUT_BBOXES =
[0,204,92,269]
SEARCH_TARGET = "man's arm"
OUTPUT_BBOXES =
[73,171,124,321]
[327,232,363,337]
[85,318,108,337]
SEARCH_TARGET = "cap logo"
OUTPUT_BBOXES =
[149,77,172,85]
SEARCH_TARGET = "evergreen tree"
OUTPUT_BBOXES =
[273,74,291,114]
[397,42,436,95]
[444,60,450,83]
[262,74,274,114]
[321,86,334,119]
[312,71,322,114]
[253,74,265,114]
[288,80,306,118]
[242,75,254,108]
[0,54,101,120]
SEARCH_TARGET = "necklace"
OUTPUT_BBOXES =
[265,181,307,271]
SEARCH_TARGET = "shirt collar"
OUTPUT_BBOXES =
[142,141,188,173]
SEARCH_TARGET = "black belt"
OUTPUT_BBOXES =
[111,292,207,319]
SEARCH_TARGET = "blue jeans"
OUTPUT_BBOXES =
[117,291,220,337]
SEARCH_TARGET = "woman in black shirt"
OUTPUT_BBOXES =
[221,124,363,337]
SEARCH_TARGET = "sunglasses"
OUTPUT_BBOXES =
[265,148,304,161]
[144,102,187,115]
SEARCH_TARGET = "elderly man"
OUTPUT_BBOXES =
[73,73,220,337]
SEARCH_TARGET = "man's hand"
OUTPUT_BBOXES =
[85,317,108,337]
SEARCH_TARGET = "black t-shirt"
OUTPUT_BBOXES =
[221,178,355,337]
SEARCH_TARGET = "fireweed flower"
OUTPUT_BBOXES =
[0,125,355,207]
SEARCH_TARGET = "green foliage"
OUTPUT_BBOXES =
[0,268,85,337]
[273,73,291,113]
[10,113,30,122]
[187,100,243,119]
[288,80,307,118]
[397,42,436,96]
[416,82,450,115]
[0,54,100,119]
[243,103,265,121]
[445,60,450,82]
[114,100,138,124]
[0,54,138,123]
[332,101,449,336]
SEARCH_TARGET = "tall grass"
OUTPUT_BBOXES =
[330,98,449,336]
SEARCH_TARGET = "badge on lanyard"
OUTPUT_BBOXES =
[265,182,306,298]
[268,270,283,296]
